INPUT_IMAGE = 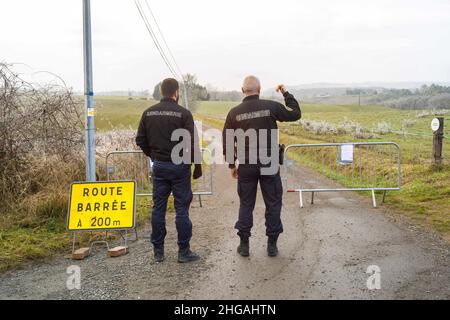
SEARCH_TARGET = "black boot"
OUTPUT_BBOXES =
[267,236,279,257]
[237,237,249,257]
[178,246,200,263]
[154,246,164,263]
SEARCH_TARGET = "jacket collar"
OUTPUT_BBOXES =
[160,97,177,103]
[243,94,259,102]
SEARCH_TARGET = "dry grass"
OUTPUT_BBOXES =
[1,64,88,272]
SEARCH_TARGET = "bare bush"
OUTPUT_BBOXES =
[299,119,337,135]
[0,63,84,217]
[298,118,374,139]
[339,118,375,139]
[338,117,362,135]
[402,118,417,128]
[96,129,138,157]
[375,121,392,134]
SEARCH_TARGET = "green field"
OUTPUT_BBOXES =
[94,96,157,131]
[94,97,450,240]
[196,100,430,132]
[94,99,234,131]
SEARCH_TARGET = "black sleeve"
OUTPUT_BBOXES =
[222,112,236,169]
[272,91,301,122]
[136,113,152,157]
[184,111,201,164]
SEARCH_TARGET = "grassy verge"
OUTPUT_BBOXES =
[0,195,153,273]
[0,227,70,273]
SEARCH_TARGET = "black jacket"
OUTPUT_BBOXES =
[136,98,200,163]
[222,92,301,168]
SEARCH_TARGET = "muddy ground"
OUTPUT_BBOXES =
[0,163,449,300]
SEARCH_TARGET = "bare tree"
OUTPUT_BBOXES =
[180,73,209,112]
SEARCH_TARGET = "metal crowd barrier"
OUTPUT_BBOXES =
[283,142,401,208]
[105,148,215,206]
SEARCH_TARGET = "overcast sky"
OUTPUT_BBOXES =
[1,0,450,92]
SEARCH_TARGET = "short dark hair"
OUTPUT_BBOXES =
[160,78,179,97]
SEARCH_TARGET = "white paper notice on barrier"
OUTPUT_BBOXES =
[339,144,354,164]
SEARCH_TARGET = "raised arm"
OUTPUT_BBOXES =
[272,84,301,122]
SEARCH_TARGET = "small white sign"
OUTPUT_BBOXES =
[431,118,440,132]
[339,144,354,164]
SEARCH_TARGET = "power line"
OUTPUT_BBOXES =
[143,0,184,79]
[134,0,189,109]
[134,0,180,79]
[135,0,178,78]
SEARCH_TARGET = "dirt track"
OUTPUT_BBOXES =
[0,163,449,300]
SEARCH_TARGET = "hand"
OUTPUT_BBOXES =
[193,164,202,180]
[276,84,287,94]
[231,167,238,179]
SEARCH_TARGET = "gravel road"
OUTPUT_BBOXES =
[0,163,449,300]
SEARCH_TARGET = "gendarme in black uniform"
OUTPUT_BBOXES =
[222,91,301,255]
[136,97,198,162]
[136,94,201,263]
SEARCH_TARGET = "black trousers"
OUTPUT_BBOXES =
[235,164,283,239]
[151,161,193,250]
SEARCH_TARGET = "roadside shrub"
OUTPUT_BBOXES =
[0,63,84,225]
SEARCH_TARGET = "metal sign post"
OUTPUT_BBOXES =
[83,0,96,182]
[71,0,100,260]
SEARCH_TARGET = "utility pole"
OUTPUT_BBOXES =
[182,80,189,110]
[83,0,96,181]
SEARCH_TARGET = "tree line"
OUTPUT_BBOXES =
[152,73,243,111]
[371,84,450,110]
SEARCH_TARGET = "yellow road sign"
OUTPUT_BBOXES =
[67,181,136,231]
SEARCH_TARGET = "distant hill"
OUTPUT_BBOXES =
[262,81,450,99]
[294,81,449,89]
